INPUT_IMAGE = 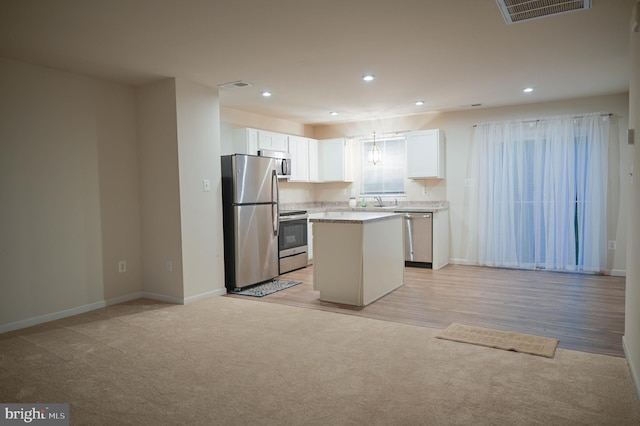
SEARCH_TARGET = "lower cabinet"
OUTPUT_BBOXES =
[431,209,450,270]
[307,220,313,263]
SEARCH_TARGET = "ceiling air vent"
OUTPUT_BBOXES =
[496,0,592,24]
[217,80,253,89]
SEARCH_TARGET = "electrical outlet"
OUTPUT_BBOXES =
[165,260,173,272]
[607,241,616,250]
[118,261,126,273]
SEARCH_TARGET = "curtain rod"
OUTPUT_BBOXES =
[472,113,614,128]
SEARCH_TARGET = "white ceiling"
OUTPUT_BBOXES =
[0,0,635,125]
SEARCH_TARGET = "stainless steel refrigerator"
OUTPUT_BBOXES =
[221,154,280,291]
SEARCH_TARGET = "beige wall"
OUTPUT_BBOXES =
[96,76,143,301]
[0,63,228,331]
[175,78,225,300]
[137,78,226,303]
[136,79,184,301]
[0,58,141,329]
[624,3,640,397]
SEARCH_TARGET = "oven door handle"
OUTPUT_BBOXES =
[279,214,309,222]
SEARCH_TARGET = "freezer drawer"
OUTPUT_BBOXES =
[401,212,432,266]
[232,204,279,289]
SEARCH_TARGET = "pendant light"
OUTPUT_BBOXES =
[368,131,381,165]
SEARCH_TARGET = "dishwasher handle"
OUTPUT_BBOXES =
[404,213,431,219]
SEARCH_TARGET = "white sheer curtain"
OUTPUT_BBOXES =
[467,113,610,272]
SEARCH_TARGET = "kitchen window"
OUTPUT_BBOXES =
[361,136,405,195]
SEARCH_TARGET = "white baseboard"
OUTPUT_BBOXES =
[623,336,640,404]
[141,291,185,305]
[183,287,227,305]
[105,292,144,306]
[448,259,626,277]
[449,258,477,265]
[0,287,228,335]
[0,300,107,334]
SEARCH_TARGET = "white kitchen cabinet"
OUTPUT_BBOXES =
[406,129,445,179]
[311,213,403,306]
[319,138,353,182]
[258,130,289,152]
[232,128,289,155]
[288,135,310,182]
[307,220,313,263]
[308,138,320,182]
[432,209,450,270]
[232,128,259,155]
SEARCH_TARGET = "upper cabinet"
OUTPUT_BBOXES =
[308,139,320,182]
[232,128,289,155]
[233,128,260,155]
[230,128,352,183]
[289,135,310,182]
[258,130,289,152]
[319,138,353,182]
[406,129,445,179]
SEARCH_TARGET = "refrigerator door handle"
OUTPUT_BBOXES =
[272,169,279,236]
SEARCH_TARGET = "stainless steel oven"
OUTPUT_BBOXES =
[278,210,308,274]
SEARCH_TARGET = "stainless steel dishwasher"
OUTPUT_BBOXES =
[397,211,432,267]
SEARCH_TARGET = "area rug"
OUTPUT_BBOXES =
[230,279,302,297]
[436,323,559,358]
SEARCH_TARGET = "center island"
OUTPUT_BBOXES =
[308,211,404,306]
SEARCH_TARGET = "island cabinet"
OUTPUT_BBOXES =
[310,212,404,306]
[406,129,445,179]
[307,219,313,262]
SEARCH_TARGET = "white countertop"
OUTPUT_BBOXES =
[280,201,449,214]
[308,211,402,224]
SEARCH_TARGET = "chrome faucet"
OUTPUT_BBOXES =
[374,196,384,207]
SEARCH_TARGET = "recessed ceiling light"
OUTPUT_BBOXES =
[415,100,425,106]
[261,91,272,97]
[523,87,534,93]
[330,111,338,116]
[362,74,375,82]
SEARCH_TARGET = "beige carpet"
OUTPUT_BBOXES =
[1,296,639,425]
[436,323,559,358]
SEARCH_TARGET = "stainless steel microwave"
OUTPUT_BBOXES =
[258,149,291,178]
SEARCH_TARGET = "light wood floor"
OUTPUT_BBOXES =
[227,264,626,357]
